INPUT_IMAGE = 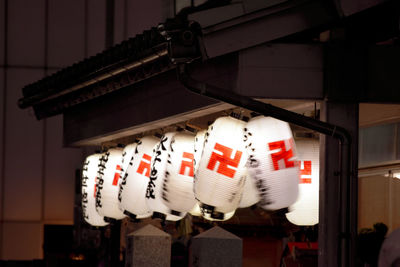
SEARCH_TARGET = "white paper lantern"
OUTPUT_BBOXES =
[146,132,186,221]
[119,142,138,185]
[95,148,126,220]
[286,139,319,226]
[195,116,247,217]
[245,116,299,210]
[194,129,207,173]
[162,132,197,213]
[238,174,260,208]
[119,136,159,219]
[81,154,108,227]
[190,129,207,217]
[118,142,138,207]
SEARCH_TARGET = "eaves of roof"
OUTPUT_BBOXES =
[17,0,390,120]
[18,26,171,119]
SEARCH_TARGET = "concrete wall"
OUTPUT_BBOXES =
[0,0,175,260]
[0,0,100,260]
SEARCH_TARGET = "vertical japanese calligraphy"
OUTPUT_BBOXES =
[146,135,167,199]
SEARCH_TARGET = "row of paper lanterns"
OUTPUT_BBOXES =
[81,115,319,227]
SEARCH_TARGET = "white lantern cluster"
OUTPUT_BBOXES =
[81,115,308,226]
[286,139,319,226]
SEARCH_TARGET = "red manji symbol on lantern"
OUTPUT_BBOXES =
[268,138,295,171]
[179,152,194,177]
[112,165,122,186]
[207,143,243,178]
[137,154,152,177]
[300,160,312,184]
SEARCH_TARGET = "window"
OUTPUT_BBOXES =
[359,123,400,167]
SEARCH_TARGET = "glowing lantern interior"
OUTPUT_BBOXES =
[200,203,236,222]
[189,202,202,217]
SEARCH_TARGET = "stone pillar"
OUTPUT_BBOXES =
[125,224,171,267]
[190,226,242,267]
[319,102,359,267]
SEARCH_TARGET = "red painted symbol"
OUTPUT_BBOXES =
[179,152,194,177]
[137,154,152,177]
[268,138,296,171]
[207,143,243,178]
[112,165,122,185]
[94,177,98,197]
[300,160,312,184]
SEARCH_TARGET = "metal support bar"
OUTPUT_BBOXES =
[177,63,354,267]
